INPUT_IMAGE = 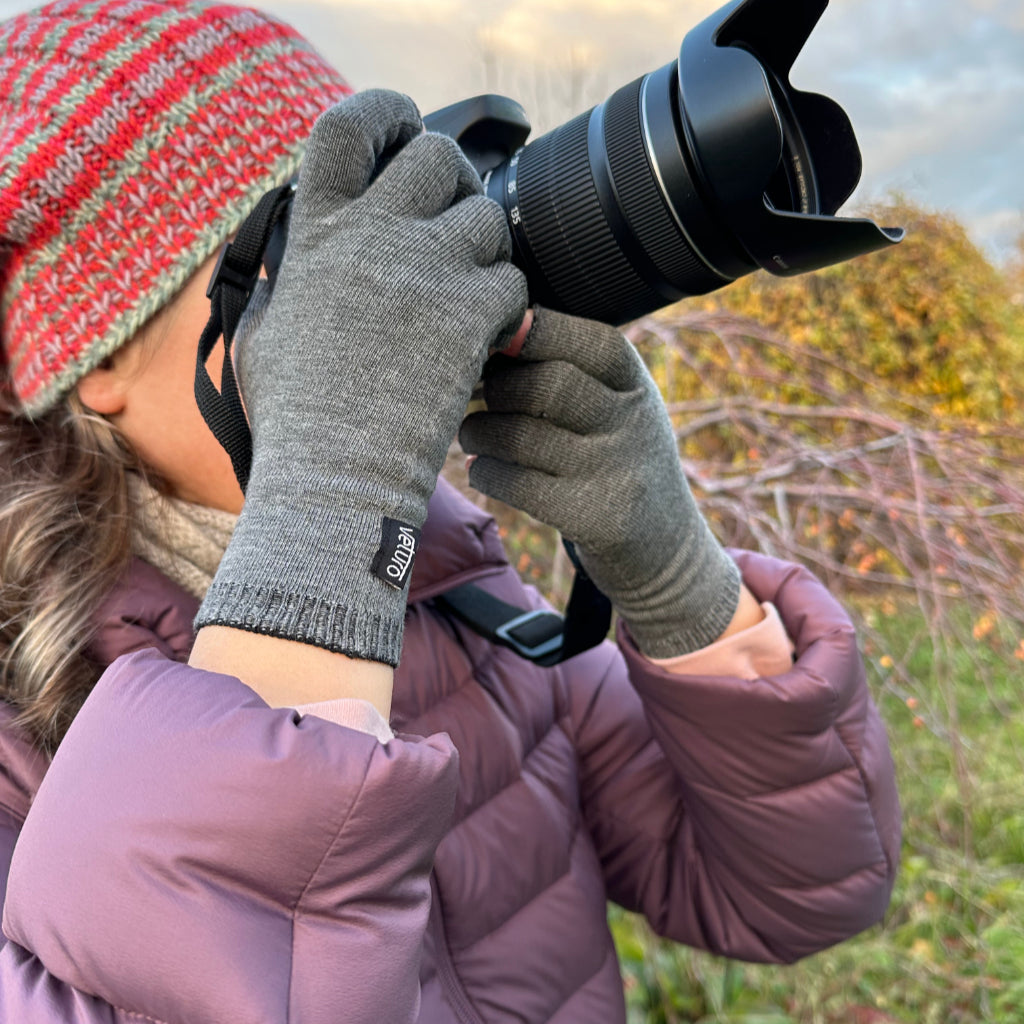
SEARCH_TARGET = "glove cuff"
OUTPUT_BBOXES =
[599,523,743,659]
[195,497,420,667]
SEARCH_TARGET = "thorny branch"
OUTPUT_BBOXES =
[626,308,1024,846]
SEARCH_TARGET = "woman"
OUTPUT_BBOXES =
[0,2,899,1021]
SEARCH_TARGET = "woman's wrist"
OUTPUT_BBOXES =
[189,625,395,718]
[645,590,794,680]
[714,582,765,641]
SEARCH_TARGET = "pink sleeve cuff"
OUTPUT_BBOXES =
[293,698,395,743]
[647,602,795,679]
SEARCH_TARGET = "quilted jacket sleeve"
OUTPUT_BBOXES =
[0,809,17,920]
[566,549,900,963]
[0,649,459,1024]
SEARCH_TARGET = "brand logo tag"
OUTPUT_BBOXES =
[371,518,421,590]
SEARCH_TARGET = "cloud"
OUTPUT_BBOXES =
[469,0,711,59]
[281,0,464,22]
[973,207,1023,250]
[797,1,1023,255]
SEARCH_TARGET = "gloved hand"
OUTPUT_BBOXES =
[195,90,528,666]
[459,306,740,657]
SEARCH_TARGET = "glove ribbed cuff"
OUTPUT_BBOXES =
[195,497,416,667]
[599,523,742,659]
[195,578,407,667]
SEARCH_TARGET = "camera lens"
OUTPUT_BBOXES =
[484,70,735,325]
[432,0,903,326]
[474,0,901,325]
[484,58,779,325]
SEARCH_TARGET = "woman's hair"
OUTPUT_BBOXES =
[0,389,145,755]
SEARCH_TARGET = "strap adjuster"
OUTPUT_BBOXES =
[206,241,260,300]
[495,610,563,660]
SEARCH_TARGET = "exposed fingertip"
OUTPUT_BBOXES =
[501,308,534,358]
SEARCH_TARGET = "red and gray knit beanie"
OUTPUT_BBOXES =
[0,0,351,417]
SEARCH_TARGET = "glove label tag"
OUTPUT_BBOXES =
[372,518,421,590]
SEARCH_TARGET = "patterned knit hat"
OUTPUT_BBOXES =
[0,0,351,416]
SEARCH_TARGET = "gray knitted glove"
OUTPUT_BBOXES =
[459,307,740,657]
[195,90,528,665]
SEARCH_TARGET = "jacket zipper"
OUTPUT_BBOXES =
[429,876,485,1024]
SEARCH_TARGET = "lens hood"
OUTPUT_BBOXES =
[678,0,903,275]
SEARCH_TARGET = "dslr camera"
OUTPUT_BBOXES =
[423,0,903,326]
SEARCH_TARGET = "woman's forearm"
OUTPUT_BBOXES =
[189,626,394,718]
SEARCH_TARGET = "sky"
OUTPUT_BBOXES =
[3,0,1022,262]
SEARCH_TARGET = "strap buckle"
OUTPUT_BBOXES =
[495,610,564,660]
[205,241,260,300]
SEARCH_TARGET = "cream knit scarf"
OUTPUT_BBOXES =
[129,474,238,600]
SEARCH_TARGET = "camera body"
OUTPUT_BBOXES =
[423,0,902,326]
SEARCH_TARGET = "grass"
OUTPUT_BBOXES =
[609,602,1024,1024]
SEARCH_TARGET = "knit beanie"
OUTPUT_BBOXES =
[0,0,351,417]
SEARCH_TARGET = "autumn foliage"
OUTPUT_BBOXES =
[696,198,1024,424]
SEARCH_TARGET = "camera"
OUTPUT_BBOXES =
[423,0,903,326]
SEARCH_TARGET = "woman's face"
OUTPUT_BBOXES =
[76,250,534,516]
[76,253,246,514]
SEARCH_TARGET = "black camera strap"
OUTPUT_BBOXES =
[194,187,612,666]
[436,541,612,666]
[195,182,294,494]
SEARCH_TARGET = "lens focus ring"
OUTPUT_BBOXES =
[513,109,666,324]
[604,78,722,294]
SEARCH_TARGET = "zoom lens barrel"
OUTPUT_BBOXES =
[429,0,903,326]
[484,71,732,325]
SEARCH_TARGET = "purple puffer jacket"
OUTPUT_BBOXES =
[0,478,900,1024]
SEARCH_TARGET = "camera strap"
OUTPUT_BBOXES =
[195,182,295,494]
[194,187,612,666]
[435,541,612,666]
